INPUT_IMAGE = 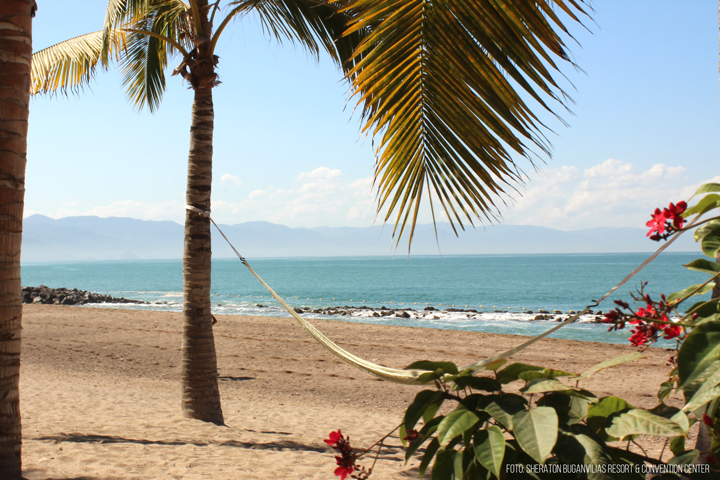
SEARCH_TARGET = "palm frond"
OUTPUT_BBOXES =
[103,0,191,61]
[112,1,192,111]
[120,24,168,112]
[224,0,362,71]
[31,30,126,95]
[340,0,591,249]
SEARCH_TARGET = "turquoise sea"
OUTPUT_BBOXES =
[21,253,708,345]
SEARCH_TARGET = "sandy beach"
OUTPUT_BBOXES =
[20,304,693,479]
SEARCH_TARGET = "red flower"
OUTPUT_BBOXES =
[666,201,687,229]
[646,208,667,237]
[662,323,682,340]
[628,323,658,346]
[704,414,715,427]
[646,201,687,241]
[601,310,619,323]
[325,429,357,479]
[403,429,419,442]
[334,457,355,480]
[325,429,343,446]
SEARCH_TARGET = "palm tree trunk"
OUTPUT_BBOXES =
[0,0,34,477]
[181,84,224,424]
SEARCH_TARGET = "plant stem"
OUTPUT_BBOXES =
[357,422,402,458]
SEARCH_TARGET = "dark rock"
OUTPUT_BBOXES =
[538,309,550,314]
[22,286,147,305]
[395,311,410,318]
[255,304,267,308]
[424,306,437,311]
[294,308,304,314]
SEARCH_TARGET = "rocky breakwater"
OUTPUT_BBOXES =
[22,285,148,306]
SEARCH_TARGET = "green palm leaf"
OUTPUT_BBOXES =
[105,0,192,111]
[31,30,126,95]
[225,0,362,70]
[340,0,590,248]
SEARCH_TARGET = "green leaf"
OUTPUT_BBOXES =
[519,368,577,381]
[694,219,720,241]
[678,317,720,388]
[684,258,720,276]
[703,231,720,258]
[431,447,460,480]
[405,416,443,462]
[496,363,544,384]
[473,426,505,478]
[437,406,479,446]
[404,390,444,431]
[587,396,633,441]
[658,381,674,403]
[683,194,720,217]
[560,388,599,403]
[419,438,440,478]
[669,436,686,456]
[512,407,558,465]
[484,359,507,371]
[693,183,720,197]
[668,449,700,466]
[579,352,645,379]
[669,410,690,434]
[538,393,589,425]
[554,425,615,480]
[667,283,716,305]
[477,394,527,430]
[683,299,720,317]
[520,378,573,395]
[605,409,687,440]
[405,360,459,375]
[451,375,501,392]
[682,361,720,412]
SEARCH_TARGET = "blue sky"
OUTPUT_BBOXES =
[26,1,719,232]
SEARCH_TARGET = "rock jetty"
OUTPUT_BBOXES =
[22,286,147,305]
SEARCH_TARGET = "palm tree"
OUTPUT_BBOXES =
[32,0,357,425]
[0,1,36,477]
[31,0,589,424]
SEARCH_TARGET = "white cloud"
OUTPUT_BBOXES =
[501,159,714,230]
[23,161,716,232]
[212,166,378,227]
[220,173,242,187]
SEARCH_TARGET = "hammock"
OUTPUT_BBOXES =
[187,206,685,385]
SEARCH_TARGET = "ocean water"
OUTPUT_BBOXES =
[21,253,708,345]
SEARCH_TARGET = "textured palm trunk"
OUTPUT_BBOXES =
[0,0,34,477]
[181,84,224,425]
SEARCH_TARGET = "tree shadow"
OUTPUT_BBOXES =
[35,433,327,453]
[23,470,112,480]
[218,375,256,382]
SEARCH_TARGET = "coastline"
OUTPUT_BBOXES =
[21,305,693,479]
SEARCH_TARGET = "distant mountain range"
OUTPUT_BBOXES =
[21,214,698,262]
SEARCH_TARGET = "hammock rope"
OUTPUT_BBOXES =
[186,205,688,383]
